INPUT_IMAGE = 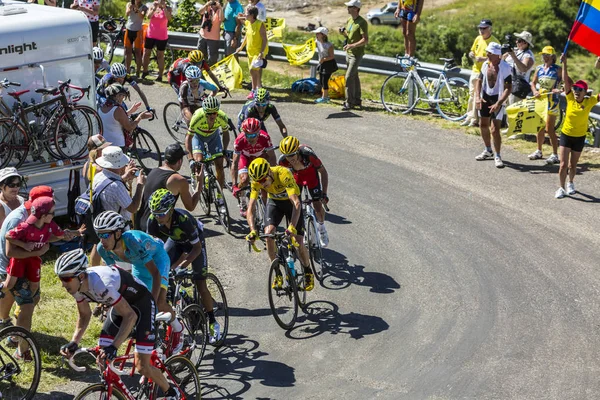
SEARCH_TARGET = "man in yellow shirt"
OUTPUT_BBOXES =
[555,53,599,199]
[462,19,499,127]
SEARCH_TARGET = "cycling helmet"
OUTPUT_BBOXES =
[92,47,104,62]
[185,65,202,80]
[241,118,261,135]
[188,50,205,63]
[55,249,88,277]
[103,19,118,32]
[93,210,127,232]
[248,158,271,181]
[110,63,127,78]
[254,88,270,103]
[149,188,177,213]
[202,96,221,113]
[105,83,128,98]
[279,136,300,155]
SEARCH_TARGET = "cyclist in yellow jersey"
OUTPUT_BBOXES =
[245,158,314,291]
[186,96,232,200]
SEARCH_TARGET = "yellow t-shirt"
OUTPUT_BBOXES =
[245,19,268,58]
[470,34,499,74]
[250,166,300,201]
[562,91,599,137]
[401,0,416,10]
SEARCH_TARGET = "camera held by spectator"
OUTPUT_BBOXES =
[501,34,514,55]
[201,11,213,32]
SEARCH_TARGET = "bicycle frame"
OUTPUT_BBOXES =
[403,65,453,105]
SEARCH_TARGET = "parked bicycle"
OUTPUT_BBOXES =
[124,109,162,172]
[301,185,327,284]
[0,79,91,168]
[381,56,469,121]
[0,325,42,400]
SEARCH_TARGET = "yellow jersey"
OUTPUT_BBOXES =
[562,91,599,137]
[470,34,499,74]
[250,166,300,201]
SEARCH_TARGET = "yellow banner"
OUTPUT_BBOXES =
[265,18,285,41]
[204,54,243,90]
[283,38,316,66]
[506,97,548,135]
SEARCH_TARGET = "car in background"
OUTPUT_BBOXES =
[366,2,400,26]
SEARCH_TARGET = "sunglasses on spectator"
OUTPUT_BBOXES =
[516,39,525,43]
[255,102,268,107]
[5,181,21,188]
[152,210,170,217]
[245,133,258,139]
[97,232,114,240]
[59,275,77,283]
[573,87,585,93]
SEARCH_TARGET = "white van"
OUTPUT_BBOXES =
[0,0,95,215]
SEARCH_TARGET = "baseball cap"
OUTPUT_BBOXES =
[312,27,329,35]
[486,42,502,56]
[24,186,54,210]
[538,46,555,55]
[344,0,361,7]
[478,19,492,28]
[164,143,188,163]
[88,134,111,151]
[26,196,55,224]
[573,80,589,92]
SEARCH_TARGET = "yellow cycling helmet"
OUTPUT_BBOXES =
[188,50,204,63]
[279,136,300,155]
[248,158,271,181]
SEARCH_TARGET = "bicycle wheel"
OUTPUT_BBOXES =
[254,198,265,234]
[0,119,29,169]
[305,218,325,284]
[163,102,187,144]
[435,77,469,121]
[0,326,42,400]
[74,383,127,400]
[98,33,115,64]
[204,272,229,347]
[131,128,162,171]
[267,258,298,330]
[180,303,207,369]
[381,72,419,114]
[163,355,201,400]
[192,173,211,216]
[210,178,231,234]
[75,105,104,137]
[54,107,92,159]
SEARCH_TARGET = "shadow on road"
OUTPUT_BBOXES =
[325,212,351,225]
[501,160,556,175]
[286,300,389,340]
[568,191,600,203]
[228,306,274,318]
[320,248,401,294]
[198,333,296,399]
[326,111,363,119]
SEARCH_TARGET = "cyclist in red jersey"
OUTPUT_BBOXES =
[168,50,224,94]
[278,136,329,247]
[231,118,276,216]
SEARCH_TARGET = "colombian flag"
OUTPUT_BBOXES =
[569,0,600,56]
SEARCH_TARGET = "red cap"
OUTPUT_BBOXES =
[26,196,55,224]
[573,80,588,92]
[24,186,54,210]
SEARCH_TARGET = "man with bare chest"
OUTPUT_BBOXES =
[474,42,512,168]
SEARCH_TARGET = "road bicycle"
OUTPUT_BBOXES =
[98,15,127,65]
[380,56,469,121]
[251,232,307,330]
[301,185,328,284]
[237,184,266,233]
[190,146,232,234]
[124,109,162,172]
[0,80,92,168]
[0,325,42,400]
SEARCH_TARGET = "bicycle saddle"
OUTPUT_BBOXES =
[35,87,58,95]
[447,66,461,73]
[439,58,455,63]
[8,89,29,98]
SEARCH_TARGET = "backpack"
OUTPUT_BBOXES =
[291,78,321,95]
[74,176,123,241]
[328,75,345,99]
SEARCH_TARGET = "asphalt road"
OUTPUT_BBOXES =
[47,82,600,399]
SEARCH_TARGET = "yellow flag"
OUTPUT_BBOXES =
[506,97,548,135]
[282,38,316,66]
[265,18,285,41]
[203,54,243,90]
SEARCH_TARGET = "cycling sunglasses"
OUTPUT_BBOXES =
[257,174,270,184]
[97,232,114,240]
[284,152,298,158]
[152,210,170,217]
[255,102,268,107]
[59,275,77,283]
[245,133,259,139]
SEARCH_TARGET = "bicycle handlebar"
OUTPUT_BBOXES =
[0,79,21,89]
[67,346,130,376]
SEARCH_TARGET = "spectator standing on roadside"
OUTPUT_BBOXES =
[528,46,562,164]
[82,135,112,188]
[141,0,172,81]
[70,0,100,46]
[462,19,499,127]
[235,5,268,100]
[474,42,512,169]
[340,0,369,111]
[394,0,424,57]
[502,31,535,104]
[250,0,266,22]
[0,168,25,229]
[313,27,337,104]
[125,0,148,78]
[198,0,224,66]
[554,53,599,199]
[223,0,244,56]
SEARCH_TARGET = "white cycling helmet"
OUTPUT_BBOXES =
[93,210,127,232]
[55,249,88,277]
[202,96,220,113]
[92,47,104,62]
[185,65,202,80]
[110,63,127,78]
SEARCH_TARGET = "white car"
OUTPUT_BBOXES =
[366,2,400,26]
